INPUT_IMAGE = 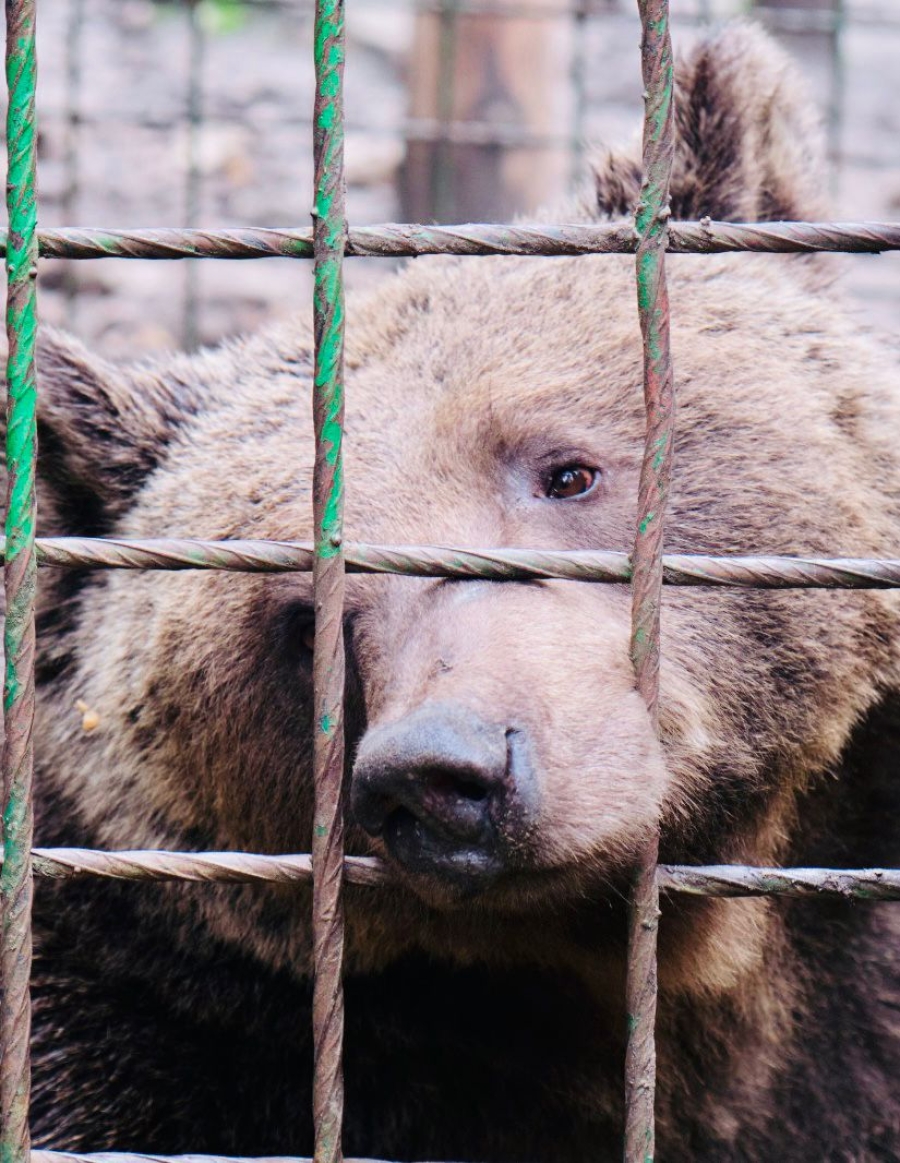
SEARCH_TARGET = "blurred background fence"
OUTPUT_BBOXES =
[6,0,899,356]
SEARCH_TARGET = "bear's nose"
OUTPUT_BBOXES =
[351,703,536,889]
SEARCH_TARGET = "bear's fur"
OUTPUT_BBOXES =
[18,23,900,1162]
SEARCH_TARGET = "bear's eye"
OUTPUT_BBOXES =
[545,465,599,500]
[281,601,316,658]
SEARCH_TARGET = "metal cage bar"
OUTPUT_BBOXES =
[624,1,675,1158]
[31,1154,450,1163]
[60,0,84,327]
[14,536,900,586]
[11,848,900,899]
[183,0,206,348]
[311,0,348,1159]
[1,0,39,1156]
[1,220,899,259]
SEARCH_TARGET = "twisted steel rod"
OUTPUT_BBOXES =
[35,1155,321,1163]
[656,865,900,899]
[1,0,39,1154]
[29,848,387,886]
[20,848,900,899]
[10,535,900,587]
[5,220,900,260]
[33,1154,404,1163]
[625,1,675,1157]
[311,0,348,1157]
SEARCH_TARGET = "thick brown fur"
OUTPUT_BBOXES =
[16,24,900,1161]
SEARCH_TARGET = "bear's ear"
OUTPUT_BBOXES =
[36,328,195,534]
[591,23,825,224]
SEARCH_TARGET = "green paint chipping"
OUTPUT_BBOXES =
[312,54,346,563]
[626,6,675,1163]
[3,14,39,786]
[311,2,348,1161]
[2,47,39,812]
[4,18,39,695]
[2,1,39,1159]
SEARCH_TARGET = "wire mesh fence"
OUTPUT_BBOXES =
[2,0,900,1161]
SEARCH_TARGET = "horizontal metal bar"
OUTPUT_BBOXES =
[17,220,900,260]
[21,850,900,899]
[58,111,577,151]
[657,865,900,899]
[404,117,572,149]
[14,536,900,588]
[33,1155,409,1163]
[30,848,386,886]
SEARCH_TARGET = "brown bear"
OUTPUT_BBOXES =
[22,22,900,1162]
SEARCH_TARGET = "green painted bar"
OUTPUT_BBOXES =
[1,0,39,1159]
[310,0,348,1159]
[624,0,676,1160]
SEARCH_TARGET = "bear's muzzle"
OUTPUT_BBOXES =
[351,701,539,892]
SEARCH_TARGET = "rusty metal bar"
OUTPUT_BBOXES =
[184,0,206,347]
[569,0,589,186]
[33,1155,405,1163]
[12,536,900,588]
[311,0,348,1155]
[5,220,900,259]
[28,849,386,886]
[625,1,675,1159]
[17,850,900,899]
[35,1156,319,1163]
[430,0,461,221]
[32,1154,419,1163]
[656,865,900,898]
[1,0,39,1155]
[60,0,85,327]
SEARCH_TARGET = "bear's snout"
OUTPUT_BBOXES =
[351,702,538,891]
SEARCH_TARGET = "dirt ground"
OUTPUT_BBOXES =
[7,0,900,357]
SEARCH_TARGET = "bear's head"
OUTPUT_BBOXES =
[31,25,900,986]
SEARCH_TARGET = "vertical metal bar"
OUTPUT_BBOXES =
[624,0,675,1160]
[61,0,83,327]
[569,0,588,188]
[184,0,205,348]
[0,0,38,1155]
[311,0,347,1157]
[433,0,460,220]
[827,0,845,200]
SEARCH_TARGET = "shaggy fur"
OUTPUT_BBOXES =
[18,24,900,1161]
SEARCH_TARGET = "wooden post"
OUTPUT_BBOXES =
[401,0,577,223]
